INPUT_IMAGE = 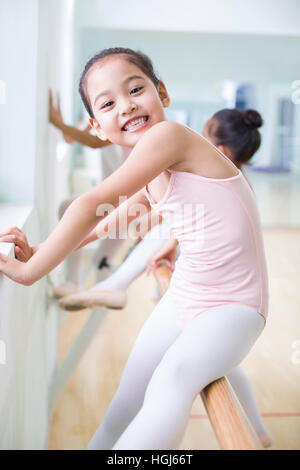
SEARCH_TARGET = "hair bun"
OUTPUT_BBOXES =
[243,109,263,129]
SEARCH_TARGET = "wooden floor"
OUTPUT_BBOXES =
[46,228,300,450]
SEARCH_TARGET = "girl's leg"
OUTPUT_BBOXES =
[91,222,171,291]
[86,291,181,450]
[112,304,265,450]
[60,223,172,309]
[226,367,273,447]
[93,237,125,282]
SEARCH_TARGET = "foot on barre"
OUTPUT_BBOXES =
[59,288,127,311]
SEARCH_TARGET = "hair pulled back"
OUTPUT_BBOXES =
[207,108,263,164]
[79,47,161,119]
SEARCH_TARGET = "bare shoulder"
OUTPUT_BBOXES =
[123,121,195,178]
[145,120,187,140]
[140,121,191,155]
[131,120,189,170]
[150,121,203,149]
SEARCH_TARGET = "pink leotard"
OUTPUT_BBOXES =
[144,138,269,330]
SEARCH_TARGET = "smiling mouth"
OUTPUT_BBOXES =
[122,116,149,132]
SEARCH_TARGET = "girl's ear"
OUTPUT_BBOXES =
[218,144,231,160]
[89,118,107,141]
[157,81,170,108]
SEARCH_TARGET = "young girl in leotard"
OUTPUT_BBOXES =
[58,107,263,311]
[0,48,270,450]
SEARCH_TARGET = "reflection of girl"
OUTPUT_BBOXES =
[0,48,270,449]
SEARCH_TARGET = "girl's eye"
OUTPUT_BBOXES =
[130,86,143,94]
[101,101,114,109]
[100,87,143,109]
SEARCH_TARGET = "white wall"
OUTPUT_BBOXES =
[0,0,75,449]
[0,0,38,204]
[0,0,73,227]
[75,0,300,36]
[35,0,74,237]
[0,208,50,450]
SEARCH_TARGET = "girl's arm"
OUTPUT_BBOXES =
[49,89,111,149]
[54,122,111,149]
[0,189,153,258]
[0,121,185,285]
[75,187,154,249]
[146,237,178,274]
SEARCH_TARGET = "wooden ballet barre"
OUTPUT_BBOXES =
[153,260,262,450]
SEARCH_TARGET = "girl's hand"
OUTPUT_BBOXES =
[0,227,33,262]
[146,238,178,276]
[49,90,74,144]
[0,252,30,285]
[49,89,63,127]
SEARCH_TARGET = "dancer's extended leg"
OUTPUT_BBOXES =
[86,291,182,450]
[111,304,265,450]
[91,222,171,291]
[93,237,126,282]
[60,222,172,309]
[227,366,273,447]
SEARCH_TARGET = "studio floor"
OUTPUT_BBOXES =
[46,226,300,450]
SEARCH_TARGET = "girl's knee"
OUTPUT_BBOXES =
[146,353,192,394]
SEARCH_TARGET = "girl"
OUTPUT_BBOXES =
[58,107,262,311]
[0,48,269,450]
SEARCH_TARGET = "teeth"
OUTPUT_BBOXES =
[124,117,147,130]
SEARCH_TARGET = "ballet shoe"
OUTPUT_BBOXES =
[59,289,127,311]
[258,429,274,448]
[52,282,83,298]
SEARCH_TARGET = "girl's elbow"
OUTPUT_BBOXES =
[21,265,38,286]
[22,271,35,286]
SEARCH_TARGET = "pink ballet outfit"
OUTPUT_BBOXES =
[144,147,269,332]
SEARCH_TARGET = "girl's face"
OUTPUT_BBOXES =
[86,55,170,147]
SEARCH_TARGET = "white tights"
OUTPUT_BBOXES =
[91,222,171,292]
[87,292,266,450]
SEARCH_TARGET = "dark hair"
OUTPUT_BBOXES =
[207,108,263,164]
[79,47,161,119]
